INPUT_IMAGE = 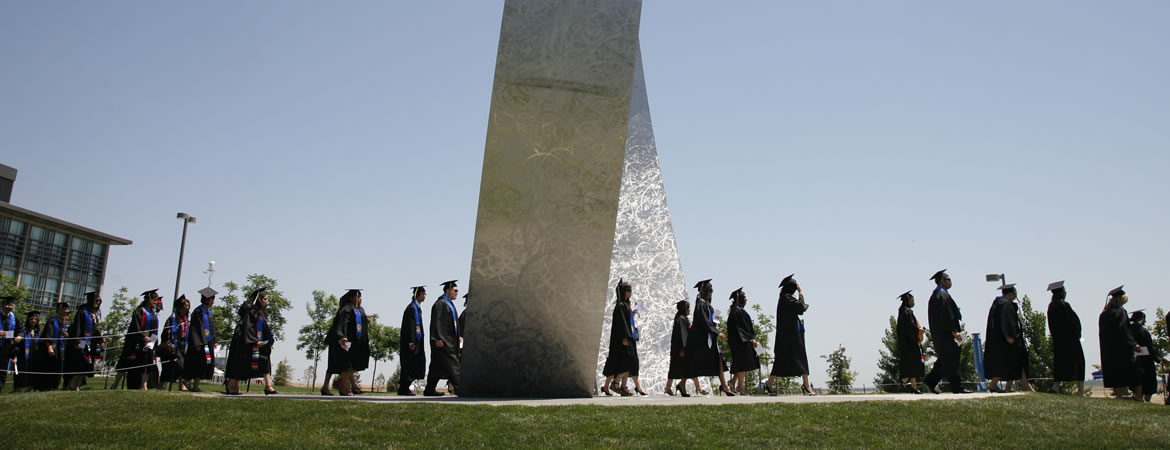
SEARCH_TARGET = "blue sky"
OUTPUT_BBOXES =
[2,1,1167,388]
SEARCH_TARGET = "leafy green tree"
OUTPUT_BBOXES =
[212,281,241,350]
[366,315,400,392]
[295,290,338,390]
[101,287,136,367]
[0,273,29,316]
[874,316,913,392]
[822,345,857,394]
[1019,295,1054,391]
[273,359,293,386]
[211,274,292,353]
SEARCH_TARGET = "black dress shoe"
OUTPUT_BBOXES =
[398,391,416,396]
[423,390,444,397]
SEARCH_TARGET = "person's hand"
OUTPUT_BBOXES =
[1007,338,1015,344]
[1135,345,1142,352]
[339,338,348,346]
[436,340,445,348]
[409,343,416,351]
[952,332,961,340]
[13,336,21,343]
[718,333,727,342]
[622,338,629,346]
[143,336,152,343]
[48,347,55,357]
[752,340,758,348]
[796,283,803,294]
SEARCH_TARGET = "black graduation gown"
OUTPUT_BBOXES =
[35,316,69,390]
[399,301,426,380]
[927,288,962,375]
[1131,322,1161,395]
[1098,304,1137,388]
[602,300,637,376]
[326,303,371,373]
[896,306,925,379]
[984,297,1024,380]
[13,328,37,389]
[686,297,723,377]
[1046,299,1085,382]
[668,315,689,379]
[159,314,189,382]
[0,313,20,384]
[116,306,159,389]
[184,304,216,380]
[728,304,760,373]
[225,303,274,380]
[771,293,809,377]
[428,295,460,380]
[65,306,102,378]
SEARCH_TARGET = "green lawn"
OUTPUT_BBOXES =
[0,391,1166,448]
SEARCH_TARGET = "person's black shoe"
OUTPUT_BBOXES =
[398,390,415,396]
[925,383,940,394]
[423,390,443,397]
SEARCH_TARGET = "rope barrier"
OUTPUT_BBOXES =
[5,360,174,376]
[2,329,158,342]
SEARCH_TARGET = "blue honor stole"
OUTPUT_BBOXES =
[441,295,458,336]
[354,308,364,339]
[1,312,13,345]
[411,302,423,341]
[629,304,638,341]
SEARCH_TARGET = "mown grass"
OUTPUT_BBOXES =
[0,391,1166,448]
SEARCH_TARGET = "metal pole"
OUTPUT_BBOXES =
[173,220,190,302]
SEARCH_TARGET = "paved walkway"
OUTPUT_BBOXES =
[202,391,1019,407]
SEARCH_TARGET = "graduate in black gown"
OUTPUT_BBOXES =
[224,288,276,395]
[65,292,103,391]
[11,311,38,392]
[896,291,925,393]
[160,296,191,390]
[728,288,760,395]
[666,300,690,396]
[0,296,21,393]
[1045,281,1085,396]
[116,290,160,390]
[398,286,427,396]
[601,279,637,396]
[1098,286,1140,400]
[984,284,1033,392]
[923,270,969,394]
[425,280,461,396]
[1128,310,1162,402]
[767,275,812,396]
[183,287,217,392]
[323,289,368,396]
[36,302,71,391]
[686,279,733,396]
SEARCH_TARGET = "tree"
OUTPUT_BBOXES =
[295,290,338,390]
[211,274,293,353]
[274,358,293,386]
[373,373,387,393]
[212,281,241,350]
[0,273,28,316]
[366,315,400,392]
[301,365,315,384]
[715,304,778,394]
[1148,308,1169,378]
[101,287,136,368]
[822,344,857,394]
[1019,295,1054,391]
[875,316,908,392]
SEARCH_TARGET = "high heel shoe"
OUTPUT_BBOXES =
[635,388,647,396]
[320,388,333,396]
[265,387,278,395]
[764,380,777,396]
[665,384,675,396]
[801,384,816,396]
[619,387,634,397]
[600,384,612,396]
[677,381,690,398]
[720,385,736,397]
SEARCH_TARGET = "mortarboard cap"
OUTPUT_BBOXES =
[26,310,40,319]
[141,289,160,300]
[441,280,458,290]
[1,296,16,305]
[997,284,1017,292]
[198,287,218,299]
[1131,309,1147,321]
[85,291,100,303]
[693,279,712,290]
[55,301,71,310]
[248,287,268,301]
[779,274,796,288]
[412,286,426,296]
[930,269,948,282]
[898,290,913,301]
[1046,281,1065,292]
[462,292,469,300]
[345,289,362,296]
[1108,286,1125,297]
[729,288,745,300]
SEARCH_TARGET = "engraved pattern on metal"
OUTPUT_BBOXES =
[460,0,643,398]
[595,49,687,396]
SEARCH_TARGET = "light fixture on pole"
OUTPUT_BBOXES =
[203,260,216,288]
[985,273,1006,287]
[173,213,197,301]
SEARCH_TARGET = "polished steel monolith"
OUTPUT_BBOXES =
[460,0,644,398]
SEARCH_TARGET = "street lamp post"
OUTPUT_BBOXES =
[173,213,197,301]
[985,273,1006,287]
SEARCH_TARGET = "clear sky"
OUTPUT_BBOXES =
[2,1,1167,388]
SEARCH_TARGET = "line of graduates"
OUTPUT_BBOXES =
[0,285,281,395]
[392,280,462,396]
[603,275,814,398]
[895,270,1166,402]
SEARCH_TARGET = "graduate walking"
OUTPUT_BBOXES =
[324,289,369,396]
[183,287,218,392]
[65,292,103,391]
[115,290,161,390]
[727,288,760,395]
[1099,286,1140,400]
[0,296,23,392]
[923,270,969,394]
[766,274,813,396]
[666,300,691,396]
[36,302,70,391]
[398,286,427,396]
[1046,281,1085,396]
[224,288,276,395]
[159,296,190,390]
[424,280,461,396]
[896,291,925,393]
[601,279,638,396]
[686,279,733,396]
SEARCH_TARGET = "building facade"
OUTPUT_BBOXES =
[0,163,132,311]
